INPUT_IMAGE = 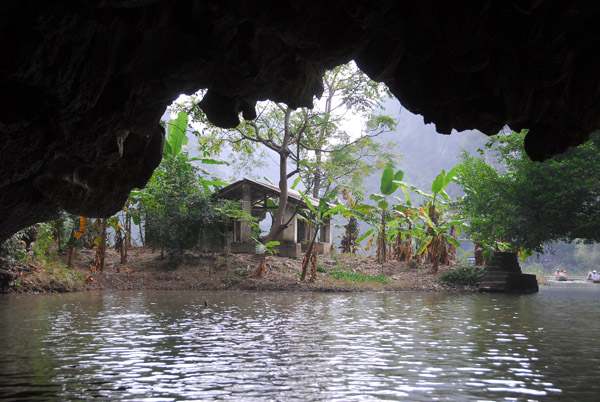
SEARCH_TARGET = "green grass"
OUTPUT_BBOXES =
[45,262,86,290]
[316,264,327,273]
[329,269,390,284]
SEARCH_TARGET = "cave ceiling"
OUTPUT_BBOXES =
[1,0,600,240]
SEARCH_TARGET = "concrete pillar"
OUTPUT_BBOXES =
[281,204,297,242]
[240,183,252,241]
[320,220,332,243]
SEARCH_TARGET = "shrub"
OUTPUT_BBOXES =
[140,153,235,267]
[440,266,486,287]
[0,229,28,269]
[31,223,54,261]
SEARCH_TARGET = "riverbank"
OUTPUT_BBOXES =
[3,247,475,294]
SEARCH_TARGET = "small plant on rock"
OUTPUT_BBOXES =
[440,266,486,288]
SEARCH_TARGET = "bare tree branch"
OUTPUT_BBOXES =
[299,129,387,153]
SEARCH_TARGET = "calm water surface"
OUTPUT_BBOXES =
[1,284,600,401]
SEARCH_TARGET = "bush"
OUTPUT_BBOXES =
[0,234,26,268]
[440,266,486,287]
[140,153,236,267]
[145,193,233,267]
[31,223,54,261]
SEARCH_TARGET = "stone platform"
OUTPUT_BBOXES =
[479,252,539,294]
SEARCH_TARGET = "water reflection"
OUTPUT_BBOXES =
[1,287,600,401]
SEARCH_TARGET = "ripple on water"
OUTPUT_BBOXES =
[1,290,600,400]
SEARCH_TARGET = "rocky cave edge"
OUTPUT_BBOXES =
[2,1,600,241]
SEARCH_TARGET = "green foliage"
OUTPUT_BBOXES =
[353,168,404,262]
[329,269,390,284]
[456,130,600,252]
[572,243,600,272]
[380,167,401,195]
[141,154,234,266]
[1,223,58,270]
[164,111,189,157]
[440,266,486,287]
[298,189,344,281]
[175,61,397,197]
[0,230,27,268]
[255,241,280,255]
[48,215,75,251]
[136,112,235,266]
[521,262,548,283]
[44,261,86,290]
[31,223,54,261]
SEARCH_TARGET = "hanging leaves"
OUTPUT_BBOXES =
[164,111,189,157]
[74,217,87,239]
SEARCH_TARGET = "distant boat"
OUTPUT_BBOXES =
[554,276,568,281]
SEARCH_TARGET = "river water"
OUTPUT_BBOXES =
[1,283,599,401]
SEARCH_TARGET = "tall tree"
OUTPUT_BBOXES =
[178,62,397,242]
[456,130,600,253]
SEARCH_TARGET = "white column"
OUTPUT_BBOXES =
[240,183,252,241]
[281,204,297,242]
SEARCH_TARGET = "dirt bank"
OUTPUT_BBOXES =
[5,247,474,294]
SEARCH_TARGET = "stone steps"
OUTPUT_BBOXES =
[479,252,539,294]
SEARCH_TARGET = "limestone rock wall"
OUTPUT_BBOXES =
[2,1,600,240]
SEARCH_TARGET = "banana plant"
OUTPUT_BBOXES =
[252,240,281,277]
[388,188,421,262]
[163,111,189,158]
[398,167,465,274]
[362,167,404,263]
[65,215,87,268]
[299,190,344,282]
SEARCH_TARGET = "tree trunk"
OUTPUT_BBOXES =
[309,250,318,282]
[377,210,387,263]
[431,238,441,275]
[253,255,266,277]
[66,221,76,268]
[301,226,320,281]
[474,242,485,265]
[122,214,130,264]
[264,108,292,243]
[312,150,322,198]
[310,83,332,198]
[97,219,107,272]
[67,246,75,269]
[138,219,145,247]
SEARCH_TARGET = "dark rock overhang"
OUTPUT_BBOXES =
[2,1,600,240]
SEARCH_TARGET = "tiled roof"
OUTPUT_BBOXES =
[214,177,320,208]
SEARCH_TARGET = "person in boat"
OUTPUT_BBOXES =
[555,269,564,280]
[561,269,568,280]
[588,270,599,281]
